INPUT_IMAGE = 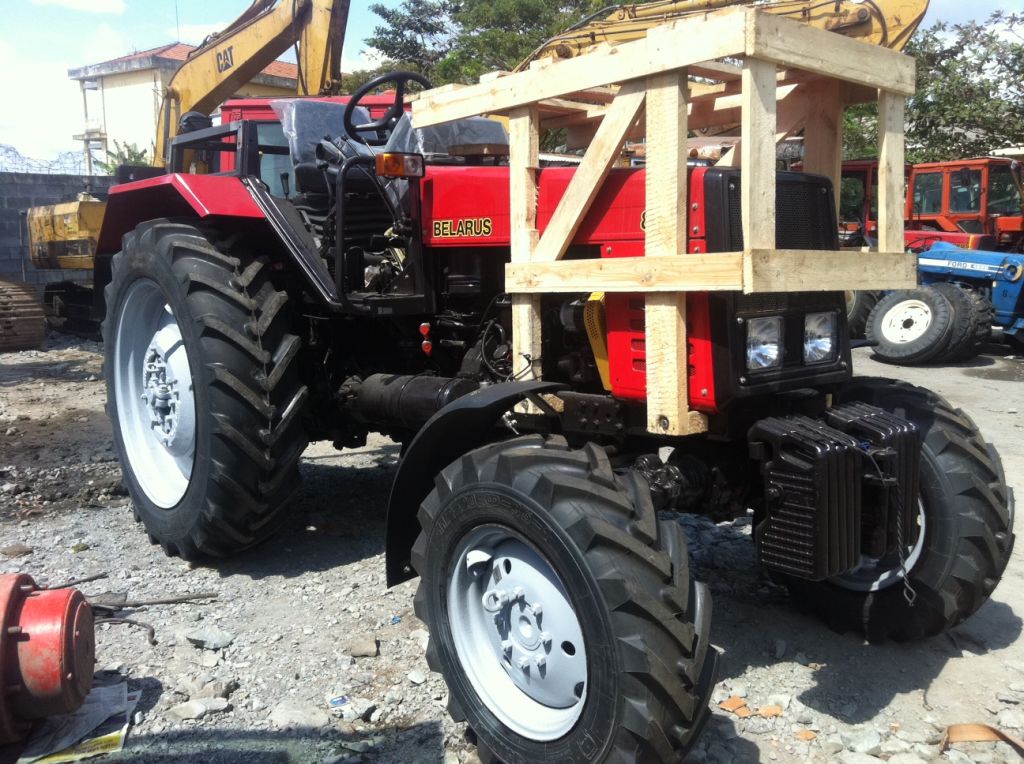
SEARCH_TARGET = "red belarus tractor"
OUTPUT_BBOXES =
[93,68,1014,761]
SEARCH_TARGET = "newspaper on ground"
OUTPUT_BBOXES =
[17,683,140,763]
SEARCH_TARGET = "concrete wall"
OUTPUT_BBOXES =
[0,172,114,288]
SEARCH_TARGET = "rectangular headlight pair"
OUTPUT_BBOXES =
[745,311,838,372]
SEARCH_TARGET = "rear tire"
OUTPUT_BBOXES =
[845,290,880,339]
[930,282,980,362]
[788,378,1014,641]
[412,435,717,763]
[103,219,308,559]
[866,286,954,365]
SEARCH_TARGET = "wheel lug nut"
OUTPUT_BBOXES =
[517,656,530,671]
[534,655,546,669]
[531,602,542,616]
[482,589,509,612]
[501,640,513,655]
[540,631,552,647]
[511,586,525,602]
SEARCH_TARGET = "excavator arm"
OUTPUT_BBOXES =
[155,0,349,165]
[516,0,929,70]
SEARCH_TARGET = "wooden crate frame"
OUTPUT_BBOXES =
[412,6,916,435]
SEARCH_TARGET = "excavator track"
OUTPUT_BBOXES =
[0,280,46,353]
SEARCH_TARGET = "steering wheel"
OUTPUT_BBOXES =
[343,71,433,147]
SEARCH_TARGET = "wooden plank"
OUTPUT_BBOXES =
[801,79,843,219]
[747,10,916,96]
[878,92,906,255]
[411,7,749,127]
[645,71,689,258]
[505,250,918,294]
[715,84,807,167]
[508,106,540,263]
[533,81,647,263]
[508,106,543,400]
[511,294,544,383]
[742,249,917,293]
[645,294,708,436]
[740,58,777,250]
[505,254,746,293]
[644,70,692,435]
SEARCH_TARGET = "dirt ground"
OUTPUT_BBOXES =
[0,335,1022,763]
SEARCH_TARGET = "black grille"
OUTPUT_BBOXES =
[706,169,839,253]
[825,403,921,558]
[751,416,862,580]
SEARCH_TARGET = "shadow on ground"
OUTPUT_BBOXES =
[207,446,402,581]
[695,519,1022,725]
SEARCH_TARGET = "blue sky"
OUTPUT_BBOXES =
[0,0,1016,160]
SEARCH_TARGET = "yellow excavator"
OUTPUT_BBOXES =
[21,0,349,335]
[517,0,928,68]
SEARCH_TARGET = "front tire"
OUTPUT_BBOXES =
[103,220,308,559]
[790,378,1014,641]
[412,436,717,763]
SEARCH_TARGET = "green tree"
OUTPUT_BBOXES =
[843,12,1024,162]
[364,0,457,80]
[435,0,605,83]
[95,140,150,173]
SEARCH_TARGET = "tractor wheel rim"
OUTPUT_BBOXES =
[447,524,587,740]
[113,279,196,508]
[831,500,927,592]
[880,299,933,344]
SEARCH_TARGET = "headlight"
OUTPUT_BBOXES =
[804,311,838,364]
[746,316,783,371]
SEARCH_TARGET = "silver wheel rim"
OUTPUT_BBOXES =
[880,299,933,344]
[447,525,587,740]
[831,500,927,592]
[113,279,196,508]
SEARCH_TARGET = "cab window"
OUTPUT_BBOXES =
[257,122,294,197]
[949,169,982,213]
[988,165,1022,216]
[912,172,943,215]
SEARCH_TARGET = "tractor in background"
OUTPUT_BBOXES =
[865,242,1023,364]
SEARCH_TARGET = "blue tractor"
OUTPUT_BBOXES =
[864,241,1024,364]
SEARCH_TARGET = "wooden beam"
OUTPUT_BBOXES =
[411,7,749,127]
[644,70,700,435]
[508,106,540,264]
[505,250,917,294]
[878,92,906,255]
[533,82,647,262]
[508,107,543,395]
[747,10,916,96]
[741,58,777,250]
[715,84,807,167]
[645,71,689,258]
[743,249,917,293]
[801,79,843,220]
[505,254,746,293]
[645,293,708,436]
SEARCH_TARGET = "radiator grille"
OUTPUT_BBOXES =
[721,173,838,252]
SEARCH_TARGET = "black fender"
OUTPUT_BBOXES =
[385,380,564,585]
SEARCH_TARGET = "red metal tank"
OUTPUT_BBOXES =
[0,573,95,744]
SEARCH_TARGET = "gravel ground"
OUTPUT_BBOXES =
[1,335,1022,764]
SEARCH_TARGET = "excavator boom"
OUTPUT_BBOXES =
[517,0,929,70]
[155,0,349,164]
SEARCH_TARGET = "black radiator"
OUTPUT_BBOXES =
[750,416,862,580]
[749,403,921,581]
